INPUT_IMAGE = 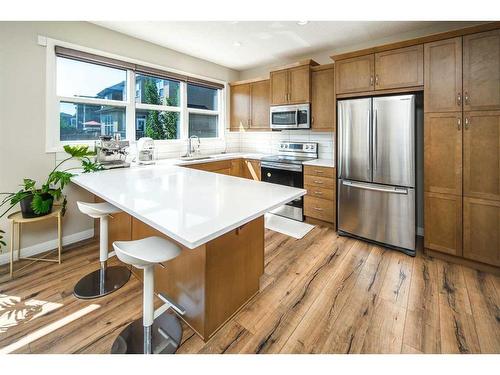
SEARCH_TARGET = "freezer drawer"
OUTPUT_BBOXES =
[338,179,415,251]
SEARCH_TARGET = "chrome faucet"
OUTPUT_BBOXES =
[186,135,200,157]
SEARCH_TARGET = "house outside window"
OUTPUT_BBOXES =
[51,44,225,150]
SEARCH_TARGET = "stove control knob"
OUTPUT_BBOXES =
[267,172,272,177]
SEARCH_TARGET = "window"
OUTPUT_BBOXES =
[50,43,225,149]
[187,83,220,138]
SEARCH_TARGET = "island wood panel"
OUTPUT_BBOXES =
[424,37,463,113]
[463,197,500,267]
[424,192,462,257]
[374,44,424,90]
[229,83,250,130]
[463,111,500,201]
[335,54,374,94]
[130,215,265,340]
[463,29,500,111]
[424,112,463,195]
[311,66,335,131]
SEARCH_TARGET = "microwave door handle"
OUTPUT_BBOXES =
[295,109,299,127]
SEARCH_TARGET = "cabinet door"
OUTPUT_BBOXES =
[463,197,500,266]
[288,66,311,104]
[250,80,270,129]
[335,54,374,94]
[463,29,500,111]
[424,192,462,256]
[230,84,250,130]
[243,160,261,180]
[311,67,335,131]
[230,159,242,177]
[270,70,288,105]
[463,111,500,201]
[374,45,423,90]
[424,112,462,195]
[424,37,462,113]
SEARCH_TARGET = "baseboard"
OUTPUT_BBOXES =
[0,228,94,265]
[417,227,424,236]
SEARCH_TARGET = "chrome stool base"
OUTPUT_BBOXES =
[111,312,182,354]
[73,266,130,299]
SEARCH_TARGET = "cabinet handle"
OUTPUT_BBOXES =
[370,76,374,86]
[465,91,470,105]
[314,207,324,211]
[314,170,324,174]
[311,116,314,124]
[465,117,470,130]
[375,75,379,86]
[457,92,462,106]
[314,191,323,195]
[457,118,461,131]
[313,180,323,184]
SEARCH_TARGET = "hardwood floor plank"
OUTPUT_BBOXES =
[462,268,500,353]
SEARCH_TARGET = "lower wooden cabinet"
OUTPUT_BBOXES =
[424,192,462,256]
[463,197,500,266]
[304,195,334,223]
[242,159,261,181]
[303,166,335,224]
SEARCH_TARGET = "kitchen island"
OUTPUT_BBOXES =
[72,164,305,340]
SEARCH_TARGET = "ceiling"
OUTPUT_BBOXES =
[94,21,479,71]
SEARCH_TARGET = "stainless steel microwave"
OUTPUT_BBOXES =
[270,104,310,130]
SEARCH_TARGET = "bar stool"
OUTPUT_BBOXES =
[73,201,131,299]
[110,236,185,354]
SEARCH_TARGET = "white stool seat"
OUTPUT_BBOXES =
[113,237,181,268]
[77,201,121,218]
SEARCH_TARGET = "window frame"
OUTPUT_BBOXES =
[44,37,226,152]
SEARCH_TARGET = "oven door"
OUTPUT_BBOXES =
[261,162,304,221]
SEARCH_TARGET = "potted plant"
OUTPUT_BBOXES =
[0,145,102,219]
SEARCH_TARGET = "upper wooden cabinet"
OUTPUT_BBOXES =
[335,54,374,94]
[250,79,270,129]
[463,111,500,201]
[424,37,463,113]
[424,112,463,196]
[463,29,500,111]
[230,83,250,130]
[374,45,423,90]
[229,79,270,131]
[270,62,314,105]
[311,65,335,131]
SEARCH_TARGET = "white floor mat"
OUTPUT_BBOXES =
[264,213,315,239]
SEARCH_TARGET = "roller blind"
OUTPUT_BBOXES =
[55,46,224,89]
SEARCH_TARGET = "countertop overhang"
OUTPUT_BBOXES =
[72,164,306,249]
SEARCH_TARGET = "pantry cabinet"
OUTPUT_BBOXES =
[463,29,500,111]
[424,37,462,113]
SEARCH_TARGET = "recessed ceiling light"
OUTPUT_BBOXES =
[233,41,242,47]
[297,21,309,26]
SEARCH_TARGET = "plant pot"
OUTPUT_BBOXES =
[20,193,54,219]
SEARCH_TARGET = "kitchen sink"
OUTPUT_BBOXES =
[180,155,213,161]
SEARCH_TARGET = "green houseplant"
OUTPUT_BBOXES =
[0,145,102,219]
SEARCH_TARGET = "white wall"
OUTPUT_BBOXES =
[0,21,239,256]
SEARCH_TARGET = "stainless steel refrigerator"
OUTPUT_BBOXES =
[337,95,416,255]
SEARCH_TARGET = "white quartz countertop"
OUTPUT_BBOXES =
[302,158,335,168]
[72,164,306,249]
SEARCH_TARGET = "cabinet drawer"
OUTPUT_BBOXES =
[304,196,335,223]
[304,165,335,178]
[304,184,334,201]
[304,174,334,188]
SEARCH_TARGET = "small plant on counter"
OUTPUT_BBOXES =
[0,145,103,219]
[0,229,6,250]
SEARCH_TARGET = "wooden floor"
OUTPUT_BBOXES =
[1,226,499,354]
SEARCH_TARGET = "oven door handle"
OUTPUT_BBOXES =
[261,162,303,172]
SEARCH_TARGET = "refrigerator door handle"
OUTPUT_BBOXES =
[338,104,343,178]
[342,180,408,194]
[373,109,378,171]
[367,109,371,172]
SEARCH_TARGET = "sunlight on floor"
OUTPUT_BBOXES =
[0,303,101,354]
[0,294,64,334]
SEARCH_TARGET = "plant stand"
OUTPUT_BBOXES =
[7,205,63,279]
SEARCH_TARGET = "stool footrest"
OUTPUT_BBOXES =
[157,293,186,316]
